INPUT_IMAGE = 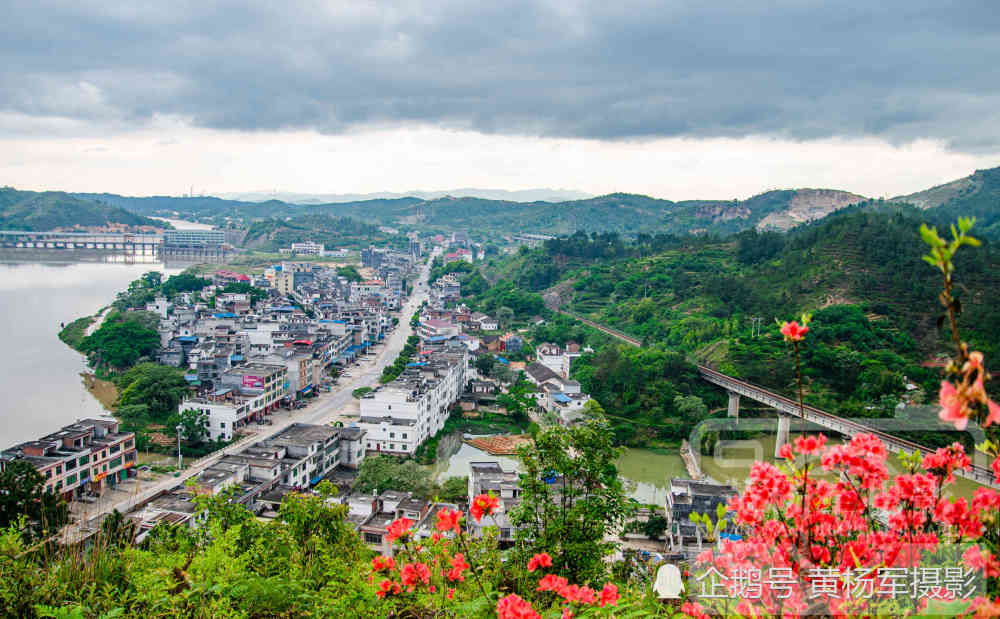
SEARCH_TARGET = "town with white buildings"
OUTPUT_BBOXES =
[1,229,627,557]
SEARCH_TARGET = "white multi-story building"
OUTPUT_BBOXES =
[178,393,270,441]
[358,352,467,455]
[180,363,289,439]
[290,241,325,255]
[418,318,460,339]
[350,279,386,303]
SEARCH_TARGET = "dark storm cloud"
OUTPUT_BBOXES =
[2,0,999,150]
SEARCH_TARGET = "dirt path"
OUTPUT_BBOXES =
[84,306,111,336]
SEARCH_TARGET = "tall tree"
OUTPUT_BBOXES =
[175,408,210,444]
[115,363,189,419]
[354,455,435,498]
[0,460,68,538]
[509,417,631,583]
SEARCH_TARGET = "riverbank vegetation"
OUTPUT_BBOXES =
[78,312,160,372]
[111,363,226,456]
[57,315,95,350]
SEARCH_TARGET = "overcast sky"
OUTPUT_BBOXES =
[2,0,999,200]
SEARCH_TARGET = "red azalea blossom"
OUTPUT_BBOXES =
[559,584,597,605]
[938,351,1000,430]
[470,493,500,522]
[527,552,553,572]
[371,555,395,571]
[399,562,431,587]
[447,553,470,582]
[681,601,710,619]
[793,433,826,455]
[599,583,619,607]
[780,320,809,341]
[966,546,1000,578]
[496,594,540,619]
[375,579,400,599]
[923,442,972,483]
[685,432,999,619]
[385,517,414,544]
[561,608,573,619]
[537,574,569,592]
[447,587,455,600]
[436,507,462,534]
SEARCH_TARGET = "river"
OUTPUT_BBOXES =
[428,431,689,506]
[0,218,211,448]
[430,430,984,506]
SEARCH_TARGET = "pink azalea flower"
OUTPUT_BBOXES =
[938,381,968,430]
[780,321,809,342]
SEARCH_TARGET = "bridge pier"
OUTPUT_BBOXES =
[775,415,790,459]
[727,392,740,419]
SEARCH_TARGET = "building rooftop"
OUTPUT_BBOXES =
[380,490,409,502]
[359,416,416,427]
[146,493,199,515]
[470,461,505,474]
[361,512,397,531]
[272,423,339,445]
[339,426,366,440]
[224,363,286,376]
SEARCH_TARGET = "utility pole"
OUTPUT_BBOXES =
[176,424,183,469]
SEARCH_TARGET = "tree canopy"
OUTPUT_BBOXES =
[0,460,68,539]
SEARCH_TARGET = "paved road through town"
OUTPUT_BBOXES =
[62,254,434,543]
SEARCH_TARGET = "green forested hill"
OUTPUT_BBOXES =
[0,187,166,231]
[920,167,1000,238]
[374,189,866,236]
[75,192,423,227]
[464,208,1000,444]
[242,213,399,250]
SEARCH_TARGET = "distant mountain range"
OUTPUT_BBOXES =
[218,188,594,204]
[5,165,998,238]
[69,188,875,237]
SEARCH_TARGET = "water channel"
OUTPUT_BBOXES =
[430,429,983,506]
[0,218,211,447]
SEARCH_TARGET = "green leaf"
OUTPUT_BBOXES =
[919,224,941,247]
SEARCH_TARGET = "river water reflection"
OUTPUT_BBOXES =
[0,261,180,447]
[431,431,984,505]
[429,432,689,506]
